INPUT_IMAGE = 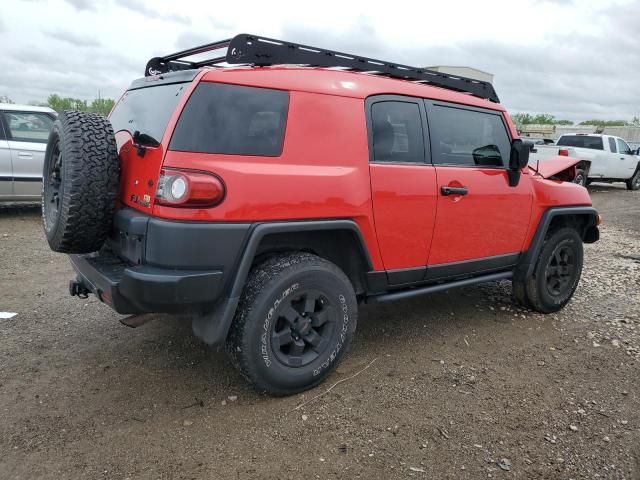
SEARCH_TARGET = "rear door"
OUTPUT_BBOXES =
[366,95,437,284]
[4,111,54,197]
[615,138,638,179]
[424,101,532,278]
[0,114,11,197]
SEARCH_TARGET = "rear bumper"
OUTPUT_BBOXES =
[70,207,251,315]
[70,252,225,314]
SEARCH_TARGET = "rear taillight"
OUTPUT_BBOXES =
[558,149,570,156]
[156,169,225,207]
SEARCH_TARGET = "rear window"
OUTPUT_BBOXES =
[170,82,289,156]
[556,135,604,150]
[109,83,188,142]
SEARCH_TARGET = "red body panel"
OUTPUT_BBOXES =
[521,175,593,251]
[529,156,580,179]
[428,168,533,264]
[158,89,384,270]
[369,164,438,270]
[109,66,593,275]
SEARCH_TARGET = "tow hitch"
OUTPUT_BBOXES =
[69,279,90,299]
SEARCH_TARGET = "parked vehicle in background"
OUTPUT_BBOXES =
[0,104,57,202]
[522,137,554,145]
[41,34,600,395]
[528,133,640,190]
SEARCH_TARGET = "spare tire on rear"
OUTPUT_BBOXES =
[42,110,119,253]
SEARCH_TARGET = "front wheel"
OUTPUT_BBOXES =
[573,168,587,187]
[626,168,640,191]
[226,253,357,396]
[513,227,584,313]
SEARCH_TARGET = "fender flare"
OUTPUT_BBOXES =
[192,220,373,345]
[516,206,599,280]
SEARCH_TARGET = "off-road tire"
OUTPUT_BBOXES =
[513,227,583,313]
[626,167,640,191]
[42,110,119,253]
[226,252,357,396]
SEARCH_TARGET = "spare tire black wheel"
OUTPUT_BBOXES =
[42,110,119,253]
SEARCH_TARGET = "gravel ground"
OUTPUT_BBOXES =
[0,183,638,479]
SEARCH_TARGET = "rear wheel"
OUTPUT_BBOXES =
[626,168,640,191]
[226,253,357,396]
[513,227,583,313]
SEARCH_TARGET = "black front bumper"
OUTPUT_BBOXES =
[70,208,251,315]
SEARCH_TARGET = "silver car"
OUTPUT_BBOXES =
[0,103,57,202]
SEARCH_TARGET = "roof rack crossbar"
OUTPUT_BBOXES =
[145,38,232,77]
[145,33,499,103]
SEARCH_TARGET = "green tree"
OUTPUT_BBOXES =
[46,94,88,112]
[579,119,629,127]
[88,98,116,116]
[46,94,115,115]
[511,113,572,125]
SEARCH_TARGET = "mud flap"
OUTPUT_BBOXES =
[191,296,240,345]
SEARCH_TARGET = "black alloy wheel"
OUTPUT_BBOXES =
[271,289,336,368]
[544,243,576,296]
[43,138,62,231]
[225,252,358,396]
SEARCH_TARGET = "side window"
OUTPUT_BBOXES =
[370,101,425,163]
[170,82,289,157]
[5,112,54,143]
[429,105,510,167]
[617,138,632,155]
[608,137,617,153]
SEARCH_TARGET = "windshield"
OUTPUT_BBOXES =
[109,82,187,142]
[556,135,604,150]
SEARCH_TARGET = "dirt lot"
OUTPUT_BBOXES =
[1,184,638,480]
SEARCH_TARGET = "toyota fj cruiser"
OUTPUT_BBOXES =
[42,34,600,395]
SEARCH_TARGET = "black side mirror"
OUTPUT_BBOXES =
[508,139,530,187]
[510,139,530,169]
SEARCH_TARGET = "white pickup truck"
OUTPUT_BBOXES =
[528,134,640,190]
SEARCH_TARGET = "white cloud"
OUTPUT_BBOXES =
[63,0,97,11]
[2,0,638,122]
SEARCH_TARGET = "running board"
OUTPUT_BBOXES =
[366,271,513,304]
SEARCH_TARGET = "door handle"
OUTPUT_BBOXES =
[18,152,33,158]
[441,186,468,196]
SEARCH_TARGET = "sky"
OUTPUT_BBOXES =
[1,0,639,122]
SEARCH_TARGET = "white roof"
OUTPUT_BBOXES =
[0,103,56,114]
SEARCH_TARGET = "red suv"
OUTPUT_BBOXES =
[42,34,600,395]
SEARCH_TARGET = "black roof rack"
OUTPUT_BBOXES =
[145,34,500,103]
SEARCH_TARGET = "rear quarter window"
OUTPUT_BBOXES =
[170,82,289,157]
